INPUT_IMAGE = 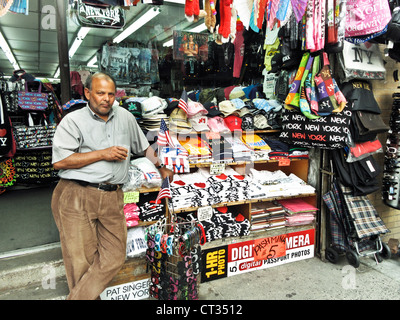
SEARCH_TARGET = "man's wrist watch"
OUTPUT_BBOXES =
[156,164,165,169]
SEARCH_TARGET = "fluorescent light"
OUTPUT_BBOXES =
[0,31,20,70]
[69,27,91,59]
[187,23,207,33]
[164,0,185,4]
[88,56,97,67]
[163,39,173,47]
[113,8,161,44]
[54,67,60,79]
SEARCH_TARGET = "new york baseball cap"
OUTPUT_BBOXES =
[190,115,209,132]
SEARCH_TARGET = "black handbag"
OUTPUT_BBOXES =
[331,149,380,196]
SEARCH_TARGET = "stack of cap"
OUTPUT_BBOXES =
[140,96,167,117]
[121,97,142,117]
[208,116,231,133]
[230,98,246,110]
[187,100,208,118]
[190,115,209,132]
[204,102,223,117]
[253,99,274,113]
[169,107,192,133]
[138,113,169,131]
[228,87,248,101]
[224,114,243,132]
[164,98,180,115]
[219,100,238,117]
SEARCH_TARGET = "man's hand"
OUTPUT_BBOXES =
[103,146,128,162]
[158,166,174,182]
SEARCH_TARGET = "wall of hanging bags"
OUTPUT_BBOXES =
[0,77,61,191]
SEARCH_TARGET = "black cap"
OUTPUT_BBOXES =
[204,101,223,117]
[269,52,283,73]
[281,51,302,70]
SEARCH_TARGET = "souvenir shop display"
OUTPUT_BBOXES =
[4,0,400,301]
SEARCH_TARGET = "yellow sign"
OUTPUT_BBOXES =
[124,191,139,204]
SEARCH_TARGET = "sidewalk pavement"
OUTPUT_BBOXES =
[1,243,400,301]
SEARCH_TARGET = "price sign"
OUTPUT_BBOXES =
[197,206,213,221]
[210,163,225,175]
[253,234,286,261]
[124,191,139,204]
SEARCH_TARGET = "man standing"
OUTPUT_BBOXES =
[51,72,173,299]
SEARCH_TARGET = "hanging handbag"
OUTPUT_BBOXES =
[299,54,319,119]
[345,0,391,38]
[279,106,352,150]
[0,93,15,156]
[314,52,347,115]
[0,157,16,189]
[338,42,386,81]
[306,53,320,116]
[12,149,58,185]
[18,81,49,111]
[285,52,311,108]
[70,0,126,29]
[12,113,56,150]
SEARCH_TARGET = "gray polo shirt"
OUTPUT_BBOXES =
[52,104,150,184]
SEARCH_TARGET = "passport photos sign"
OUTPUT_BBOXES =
[201,229,314,282]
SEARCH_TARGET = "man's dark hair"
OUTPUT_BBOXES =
[85,72,117,90]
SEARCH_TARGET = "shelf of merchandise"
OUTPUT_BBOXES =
[108,131,316,289]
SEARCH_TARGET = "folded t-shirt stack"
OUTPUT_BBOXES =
[124,203,140,227]
[169,167,249,210]
[241,133,271,161]
[223,135,253,162]
[278,198,317,227]
[178,135,212,164]
[198,207,251,242]
[207,136,234,163]
[246,168,315,199]
[250,202,286,232]
[137,192,165,222]
[160,145,190,174]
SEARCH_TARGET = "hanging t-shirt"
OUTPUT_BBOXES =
[233,29,245,78]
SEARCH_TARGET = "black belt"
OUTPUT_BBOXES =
[71,179,122,191]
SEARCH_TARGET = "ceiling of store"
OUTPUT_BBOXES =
[0,0,198,80]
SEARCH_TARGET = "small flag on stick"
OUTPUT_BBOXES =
[157,118,175,148]
[178,89,188,114]
[156,177,172,203]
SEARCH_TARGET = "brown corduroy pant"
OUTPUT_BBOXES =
[51,179,127,300]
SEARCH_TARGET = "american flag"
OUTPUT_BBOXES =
[157,118,175,148]
[178,89,188,114]
[156,177,172,203]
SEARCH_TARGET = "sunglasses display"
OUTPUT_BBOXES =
[144,217,203,300]
[382,94,400,209]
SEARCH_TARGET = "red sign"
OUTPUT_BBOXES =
[253,234,286,261]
